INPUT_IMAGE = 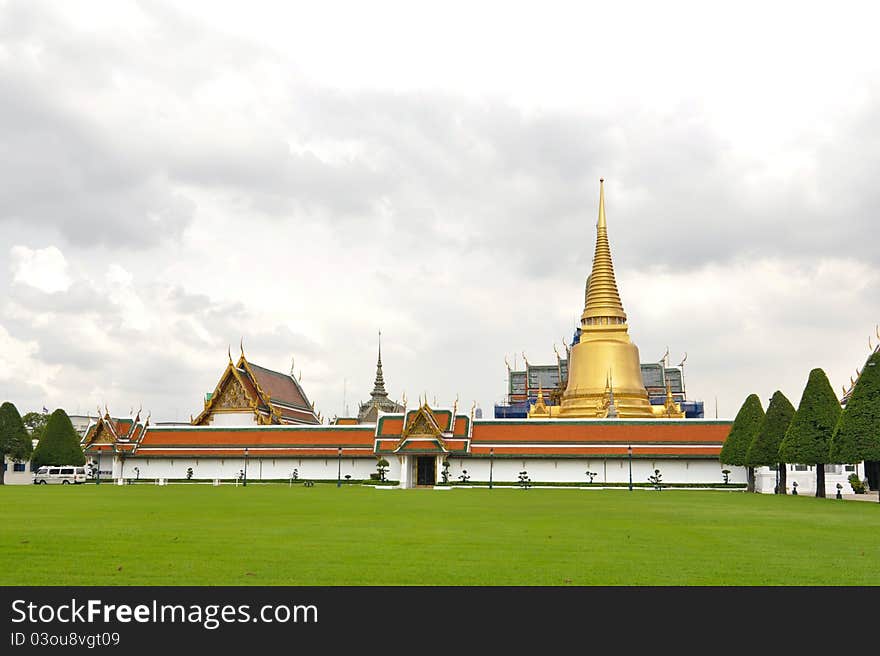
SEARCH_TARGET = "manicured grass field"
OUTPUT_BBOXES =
[1,484,878,585]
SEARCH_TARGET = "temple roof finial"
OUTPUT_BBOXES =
[370,330,388,399]
[582,178,627,324]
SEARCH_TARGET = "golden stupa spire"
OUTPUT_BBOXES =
[582,178,627,324]
[535,178,654,419]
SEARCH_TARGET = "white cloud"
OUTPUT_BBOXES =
[0,323,59,398]
[1,1,879,422]
[10,245,72,293]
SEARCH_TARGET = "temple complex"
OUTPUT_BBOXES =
[92,178,880,489]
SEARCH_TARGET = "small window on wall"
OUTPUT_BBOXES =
[13,463,26,472]
[844,465,856,472]
[794,464,808,471]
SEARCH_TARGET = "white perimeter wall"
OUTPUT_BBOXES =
[445,458,745,485]
[754,463,866,495]
[121,456,400,481]
[2,455,33,485]
[119,455,744,485]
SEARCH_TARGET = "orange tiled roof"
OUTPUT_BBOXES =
[470,420,730,444]
[83,413,731,461]
[246,361,311,410]
[138,426,375,449]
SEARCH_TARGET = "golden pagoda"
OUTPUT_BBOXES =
[534,179,656,418]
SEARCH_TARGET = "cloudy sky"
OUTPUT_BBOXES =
[2,0,879,422]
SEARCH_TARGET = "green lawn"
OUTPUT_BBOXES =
[1,484,878,585]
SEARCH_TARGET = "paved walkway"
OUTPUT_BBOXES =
[843,491,880,502]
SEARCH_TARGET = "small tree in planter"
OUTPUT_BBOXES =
[721,469,730,484]
[648,469,663,490]
[441,459,450,484]
[186,467,194,480]
[376,458,389,482]
[585,470,597,484]
[344,474,351,482]
[848,473,866,494]
[291,468,299,481]
[458,470,470,483]
[518,470,531,488]
[133,467,140,481]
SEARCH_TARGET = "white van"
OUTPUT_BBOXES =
[33,466,88,485]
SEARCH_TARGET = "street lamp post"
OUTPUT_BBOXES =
[337,447,342,488]
[489,448,494,489]
[243,448,249,487]
[628,445,633,491]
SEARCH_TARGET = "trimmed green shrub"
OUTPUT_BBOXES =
[830,350,880,466]
[780,368,841,498]
[0,402,34,485]
[747,391,795,466]
[720,394,764,466]
[30,409,86,469]
[720,394,764,492]
[746,390,795,494]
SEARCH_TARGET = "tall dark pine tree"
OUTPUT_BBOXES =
[746,391,795,494]
[0,402,34,485]
[780,368,841,498]
[30,409,86,469]
[720,394,765,492]
[830,350,880,501]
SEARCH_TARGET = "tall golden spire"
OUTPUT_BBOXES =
[532,178,654,419]
[582,178,627,324]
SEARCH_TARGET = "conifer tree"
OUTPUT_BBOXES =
[0,402,34,485]
[746,391,795,494]
[830,350,880,500]
[30,409,85,469]
[720,394,764,492]
[779,368,841,498]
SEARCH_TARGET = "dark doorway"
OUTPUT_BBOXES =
[865,461,879,491]
[416,457,436,486]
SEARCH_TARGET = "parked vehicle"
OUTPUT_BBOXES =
[33,466,88,485]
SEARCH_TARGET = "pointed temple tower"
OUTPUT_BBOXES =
[538,179,655,418]
[358,331,404,423]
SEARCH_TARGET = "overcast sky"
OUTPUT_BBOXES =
[2,0,879,422]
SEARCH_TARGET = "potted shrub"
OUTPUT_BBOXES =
[376,458,389,483]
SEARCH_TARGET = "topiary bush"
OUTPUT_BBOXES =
[720,394,765,492]
[780,368,841,498]
[831,350,880,469]
[30,409,85,469]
